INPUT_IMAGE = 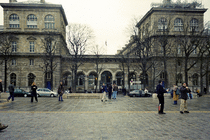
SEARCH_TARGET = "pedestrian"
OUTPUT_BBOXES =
[58,81,64,101]
[7,81,14,102]
[180,83,190,114]
[31,82,38,102]
[156,80,168,114]
[172,85,179,105]
[0,123,8,131]
[144,87,149,97]
[101,83,108,102]
[204,87,207,94]
[69,87,72,93]
[112,83,118,99]
[108,84,112,99]
[0,79,3,93]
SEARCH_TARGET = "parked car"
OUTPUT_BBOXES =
[128,90,151,97]
[37,88,58,97]
[6,89,31,97]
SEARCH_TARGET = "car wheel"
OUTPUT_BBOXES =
[50,94,54,97]
[24,94,27,97]
[132,94,136,97]
[37,94,39,97]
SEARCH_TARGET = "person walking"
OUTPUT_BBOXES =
[7,82,15,102]
[108,84,112,100]
[173,85,179,105]
[112,83,118,99]
[58,81,64,101]
[101,83,108,102]
[156,80,168,114]
[31,82,38,102]
[0,79,3,93]
[180,83,190,114]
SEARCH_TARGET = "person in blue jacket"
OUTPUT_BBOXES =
[101,83,108,102]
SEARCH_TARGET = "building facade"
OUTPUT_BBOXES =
[0,0,209,93]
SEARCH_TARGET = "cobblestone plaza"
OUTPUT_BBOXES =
[0,95,210,140]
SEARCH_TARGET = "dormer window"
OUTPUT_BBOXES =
[27,14,37,28]
[9,14,20,28]
[45,15,55,29]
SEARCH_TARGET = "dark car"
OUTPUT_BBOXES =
[6,89,31,97]
[128,90,151,97]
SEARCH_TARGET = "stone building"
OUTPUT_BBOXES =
[0,0,69,91]
[0,0,209,93]
[117,0,209,91]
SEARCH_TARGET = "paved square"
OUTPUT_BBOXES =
[0,95,210,140]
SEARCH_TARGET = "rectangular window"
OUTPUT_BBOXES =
[12,41,17,52]
[47,72,51,79]
[11,59,16,65]
[29,59,34,65]
[29,41,34,52]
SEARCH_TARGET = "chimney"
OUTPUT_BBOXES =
[9,0,17,3]
[40,0,45,3]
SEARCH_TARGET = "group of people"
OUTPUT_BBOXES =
[101,83,118,102]
[156,80,191,114]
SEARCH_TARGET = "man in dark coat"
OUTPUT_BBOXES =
[156,80,168,114]
[7,82,14,101]
[180,83,190,114]
[108,84,112,99]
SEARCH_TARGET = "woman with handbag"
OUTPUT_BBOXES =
[31,82,38,102]
[58,81,64,101]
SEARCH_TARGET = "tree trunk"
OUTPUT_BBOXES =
[4,59,7,92]
[200,56,203,95]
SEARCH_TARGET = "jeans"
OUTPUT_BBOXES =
[8,92,14,101]
[112,91,117,99]
[59,95,63,101]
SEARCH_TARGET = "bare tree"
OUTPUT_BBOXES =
[90,45,105,92]
[39,33,59,90]
[0,33,17,91]
[67,23,94,92]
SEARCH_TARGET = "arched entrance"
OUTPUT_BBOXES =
[101,71,112,86]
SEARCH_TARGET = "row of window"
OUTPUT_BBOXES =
[9,14,55,29]
[11,41,35,53]
[10,73,36,87]
[11,59,34,66]
[141,18,199,35]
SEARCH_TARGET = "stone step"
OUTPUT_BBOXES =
[64,93,103,99]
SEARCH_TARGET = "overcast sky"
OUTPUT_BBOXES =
[0,0,210,54]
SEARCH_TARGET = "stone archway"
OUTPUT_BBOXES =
[101,71,112,86]
[62,71,72,88]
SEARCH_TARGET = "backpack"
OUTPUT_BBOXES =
[176,89,180,95]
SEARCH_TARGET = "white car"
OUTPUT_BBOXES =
[37,88,58,97]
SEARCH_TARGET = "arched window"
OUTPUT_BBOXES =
[177,44,181,54]
[174,18,183,31]
[158,18,167,30]
[10,73,16,86]
[45,15,55,29]
[9,14,20,28]
[192,73,199,86]
[27,14,37,28]
[190,18,198,32]
[28,73,36,86]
